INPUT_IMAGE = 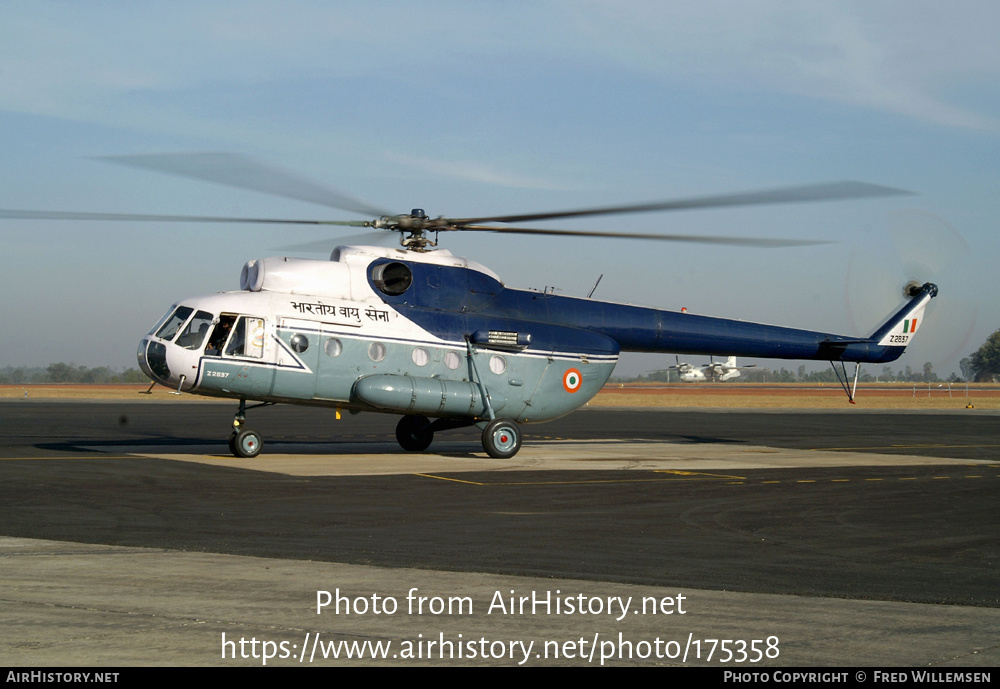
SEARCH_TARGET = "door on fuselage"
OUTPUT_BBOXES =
[201,313,275,398]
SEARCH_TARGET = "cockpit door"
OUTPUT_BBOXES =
[204,314,275,398]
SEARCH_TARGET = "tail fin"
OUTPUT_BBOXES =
[870,282,938,348]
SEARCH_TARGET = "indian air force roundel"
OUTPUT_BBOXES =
[563,368,582,393]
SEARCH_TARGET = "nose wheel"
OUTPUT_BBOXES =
[230,428,263,458]
[482,418,521,459]
[228,398,270,458]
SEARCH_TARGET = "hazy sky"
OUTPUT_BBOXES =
[2,1,998,377]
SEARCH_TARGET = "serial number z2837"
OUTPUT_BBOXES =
[889,335,909,344]
[206,371,231,378]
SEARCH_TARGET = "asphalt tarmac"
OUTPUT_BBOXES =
[1,401,998,667]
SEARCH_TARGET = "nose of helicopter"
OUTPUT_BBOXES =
[138,338,169,384]
[138,338,198,391]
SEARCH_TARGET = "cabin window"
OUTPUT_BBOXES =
[372,262,413,296]
[444,351,462,370]
[489,355,507,375]
[324,338,343,357]
[411,347,430,366]
[368,341,386,362]
[290,333,309,353]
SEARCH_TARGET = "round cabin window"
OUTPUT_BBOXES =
[290,333,309,353]
[368,341,387,362]
[324,338,343,357]
[411,347,430,366]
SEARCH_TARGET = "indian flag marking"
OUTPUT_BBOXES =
[903,319,917,333]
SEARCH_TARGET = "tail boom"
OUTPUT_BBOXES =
[563,282,939,365]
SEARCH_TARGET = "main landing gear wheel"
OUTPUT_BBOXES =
[232,429,263,459]
[396,415,434,452]
[482,418,521,459]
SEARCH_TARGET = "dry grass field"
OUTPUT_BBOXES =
[591,382,1000,409]
[3,382,997,409]
[0,384,202,401]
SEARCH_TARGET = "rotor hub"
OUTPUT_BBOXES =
[369,210,448,252]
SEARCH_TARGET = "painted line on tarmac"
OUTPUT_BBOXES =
[414,468,1000,488]
[817,443,1000,451]
[413,472,745,486]
[0,455,137,461]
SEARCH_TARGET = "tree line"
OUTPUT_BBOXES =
[0,363,149,385]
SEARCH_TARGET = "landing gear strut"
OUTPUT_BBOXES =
[463,337,522,458]
[228,398,272,458]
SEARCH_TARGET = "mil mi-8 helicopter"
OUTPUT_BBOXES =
[1,153,937,459]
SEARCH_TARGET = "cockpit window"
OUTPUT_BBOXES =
[225,316,265,358]
[176,311,215,351]
[155,306,194,342]
[225,317,247,356]
[205,314,236,355]
[147,304,178,337]
[205,314,265,359]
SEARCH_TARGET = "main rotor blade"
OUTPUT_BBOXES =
[458,224,831,247]
[0,209,370,227]
[448,181,912,226]
[97,152,392,217]
[277,231,396,253]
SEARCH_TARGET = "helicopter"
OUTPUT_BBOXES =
[1,153,937,459]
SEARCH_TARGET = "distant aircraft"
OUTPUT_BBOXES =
[668,355,755,382]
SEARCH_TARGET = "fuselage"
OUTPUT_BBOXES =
[137,245,933,424]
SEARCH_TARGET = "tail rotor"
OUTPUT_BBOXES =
[844,209,977,370]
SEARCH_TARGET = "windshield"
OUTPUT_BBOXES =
[146,304,178,337]
[154,306,194,342]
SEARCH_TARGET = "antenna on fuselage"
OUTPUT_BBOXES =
[587,274,604,299]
